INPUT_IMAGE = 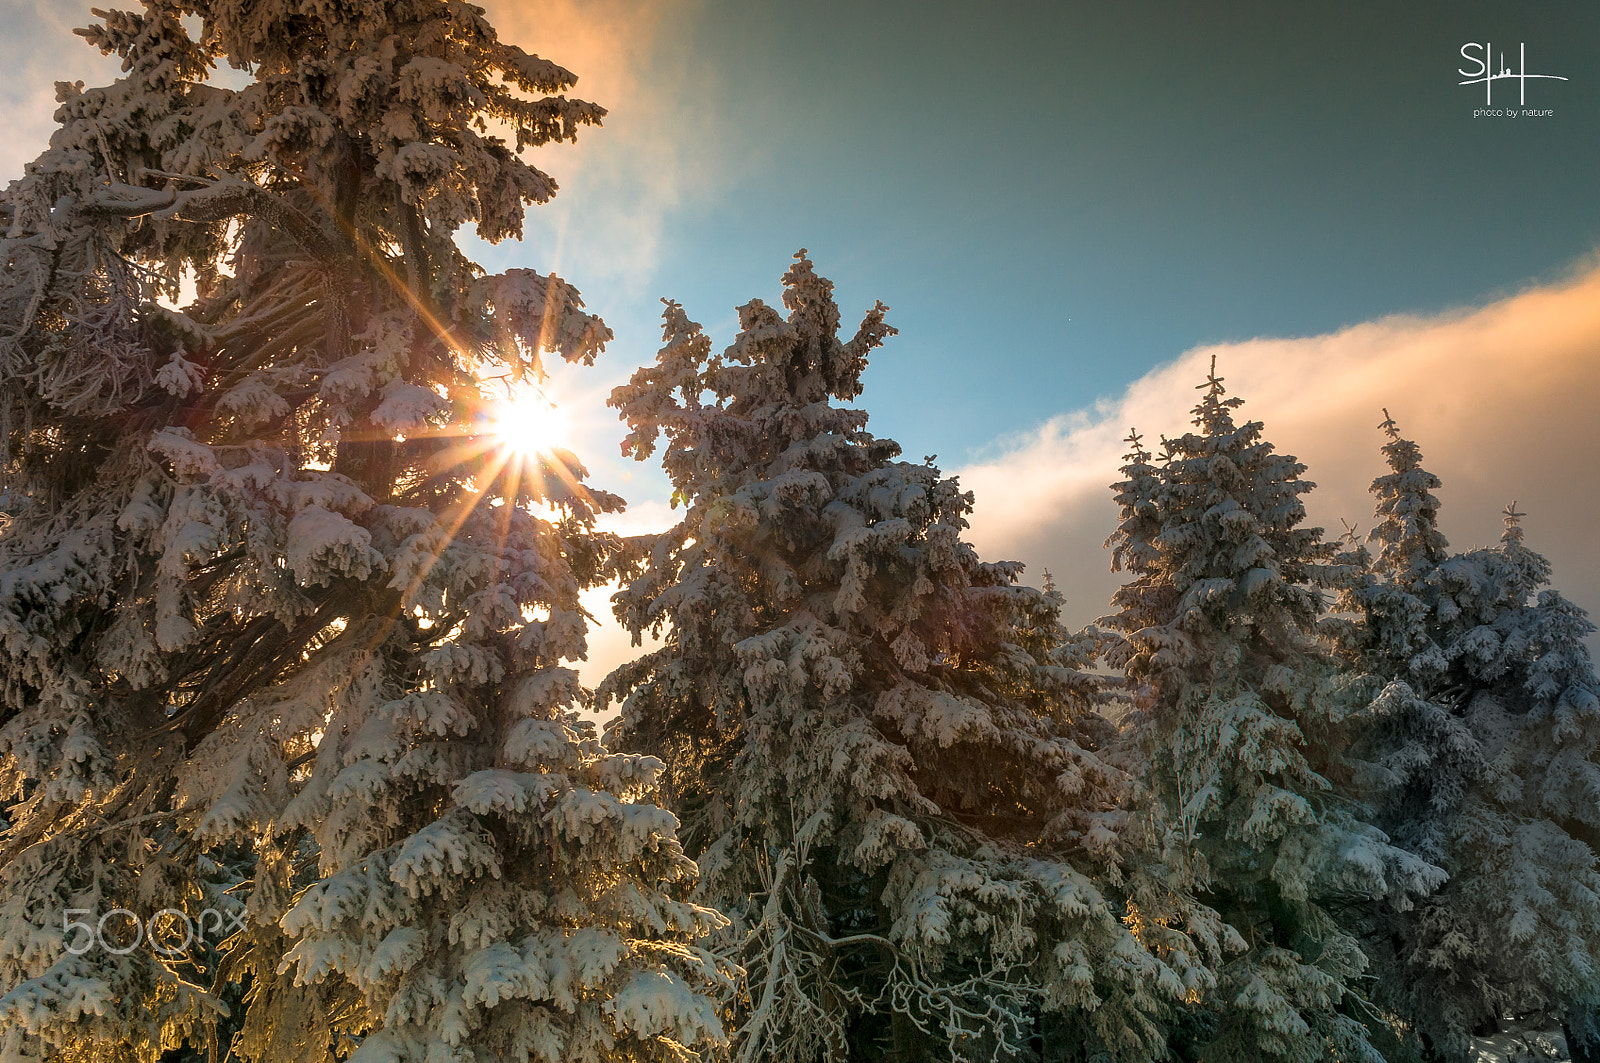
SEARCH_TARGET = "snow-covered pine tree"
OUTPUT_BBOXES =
[1334,415,1600,1061]
[1326,413,1486,868]
[1101,362,1441,1063]
[602,253,1215,1062]
[0,3,726,1061]
[1320,414,1486,1061]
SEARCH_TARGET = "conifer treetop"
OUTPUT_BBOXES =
[1365,411,1450,586]
[1502,500,1526,542]
[1103,368,1443,1063]
[1189,353,1246,434]
[605,253,1208,1063]
[1342,440,1600,1053]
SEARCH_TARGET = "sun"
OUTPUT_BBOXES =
[488,392,571,459]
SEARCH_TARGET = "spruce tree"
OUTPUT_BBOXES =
[603,253,1211,1062]
[1335,416,1600,1061]
[1101,363,1440,1063]
[1330,413,1480,870]
[0,3,725,1061]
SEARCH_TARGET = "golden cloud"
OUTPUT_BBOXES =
[956,258,1600,632]
[480,0,723,289]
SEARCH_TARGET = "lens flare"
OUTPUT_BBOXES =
[490,393,570,459]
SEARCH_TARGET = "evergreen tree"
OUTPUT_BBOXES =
[0,3,725,1060]
[1329,413,1480,870]
[1335,416,1600,1061]
[603,253,1214,1062]
[1101,363,1440,1063]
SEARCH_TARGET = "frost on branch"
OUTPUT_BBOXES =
[1332,418,1600,1058]
[1101,367,1444,1062]
[475,270,614,372]
[603,252,1196,1062]
[0,2,720,1061]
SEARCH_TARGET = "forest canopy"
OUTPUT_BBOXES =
[0,3,1595,1063]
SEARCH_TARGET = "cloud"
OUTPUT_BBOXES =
[571,501,677,705]
[0,1,121,183]
[578,259,1600,700]
[955,258,1600,634]
[479,0,724,291]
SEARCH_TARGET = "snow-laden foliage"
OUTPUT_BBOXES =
[601,252,1216,1062]
[1332,416,1600,1061]
[1328,415,1478,867]
[1101,365,1443,1063]
[0,3,725,1061]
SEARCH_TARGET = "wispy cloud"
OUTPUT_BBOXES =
[0,1,121,183]
[956,258,1600,632]
[481,0,725,291]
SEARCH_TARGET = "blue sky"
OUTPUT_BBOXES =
[6,0,1592,463]
[495,0,1600,664]
[496,0,1600,466]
